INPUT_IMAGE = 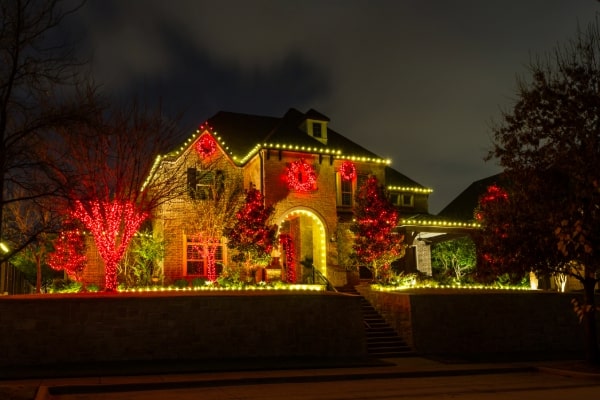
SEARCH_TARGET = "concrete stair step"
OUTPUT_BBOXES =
[365,327,397,334]
[338,284,415,358]
[367,341,412,350]
[370,350,414,356]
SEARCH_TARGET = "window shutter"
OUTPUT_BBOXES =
[215,170,225,200]
[187,167,197,199]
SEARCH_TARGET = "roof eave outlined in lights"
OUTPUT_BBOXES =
[175,127,393,167]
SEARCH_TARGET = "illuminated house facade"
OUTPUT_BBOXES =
[149,108,435,287]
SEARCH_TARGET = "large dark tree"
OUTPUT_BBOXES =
[350,175,405,281]
[0,1,96,262]
[485,20,600,363]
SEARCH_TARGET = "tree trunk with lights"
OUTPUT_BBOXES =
[204,242,219,282]
[72,200,147,291]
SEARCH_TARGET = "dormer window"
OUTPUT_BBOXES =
[300,109,330,145]
[308,120,327,144]
[312,122,322,138]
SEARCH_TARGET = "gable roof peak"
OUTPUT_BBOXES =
[281,108,330,123]
[305,108,330,122]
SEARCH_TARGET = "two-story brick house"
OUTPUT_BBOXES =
[146,108,433,287]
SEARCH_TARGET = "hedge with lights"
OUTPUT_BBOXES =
[47,228,87,281]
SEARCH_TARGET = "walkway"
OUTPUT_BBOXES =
[2,356,599,400]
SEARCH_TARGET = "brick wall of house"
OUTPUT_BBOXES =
[265,153,336,272]
[260,150,386,274]
[158,198,188,283]
[353,161,386,183]
[156,144,244,284]
[81,236,104,288]
[243,155,261,190]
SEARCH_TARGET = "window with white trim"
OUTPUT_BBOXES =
[390,193,414,207]
[185,235,225,276]
[401,194,414,207]
[336,173,368,207]
[336,173,354,207]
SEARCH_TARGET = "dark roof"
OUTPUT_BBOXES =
[305,108,330,121]
[182,108,432,193]
[385,166,429,190]
[204,108,383,163]
[437,173,505,221]
[204,111,280,161]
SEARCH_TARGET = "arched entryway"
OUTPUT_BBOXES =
[277,208,327,284]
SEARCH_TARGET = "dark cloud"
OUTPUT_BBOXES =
[126,25,331,131]
[70,0,599,213]
[71,0,331,129]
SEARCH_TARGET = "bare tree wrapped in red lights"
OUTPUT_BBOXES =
[350,175,405,281]
[71,200,146,290]
[225,187,277,276]
[55,99,187,291]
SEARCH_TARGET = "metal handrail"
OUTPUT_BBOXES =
[312,267,337,292]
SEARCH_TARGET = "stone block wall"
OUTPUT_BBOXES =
[359,286,600,359]
[0,291,365,369]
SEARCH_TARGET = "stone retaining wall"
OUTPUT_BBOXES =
[0,291,365,368]
[358,286,600,359]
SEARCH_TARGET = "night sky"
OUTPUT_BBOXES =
[69,0,598,213]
